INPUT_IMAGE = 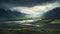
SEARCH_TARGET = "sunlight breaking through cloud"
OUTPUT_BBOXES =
[10,2,59,18]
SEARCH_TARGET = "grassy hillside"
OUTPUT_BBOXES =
[50,19,60,24]
[0,28,60,34]
[0,18,60,34]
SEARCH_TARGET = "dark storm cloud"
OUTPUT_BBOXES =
[0,0,59,7]
[0,0,58,4]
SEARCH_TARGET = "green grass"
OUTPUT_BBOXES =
[0,17,40,21]
[0,19,60,34]
[50,19,60,24]
[0,28,60,34]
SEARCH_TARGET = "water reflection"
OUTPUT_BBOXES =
[0,19,40,27]
[2,20,36,23]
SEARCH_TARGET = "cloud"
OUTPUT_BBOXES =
[0,0,60,18]
[0,0,58,4]
[0,0,59,9]
[10,2,59,18]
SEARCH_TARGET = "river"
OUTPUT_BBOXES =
[0,19,40,27]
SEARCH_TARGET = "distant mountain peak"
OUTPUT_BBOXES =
[0,9,27,18]
[42,7,60,19]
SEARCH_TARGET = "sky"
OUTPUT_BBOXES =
[0,0,60,18]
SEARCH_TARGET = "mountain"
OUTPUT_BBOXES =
[0,9,27,18]
[42,7,60,20]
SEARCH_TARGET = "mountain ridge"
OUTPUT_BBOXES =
[0,9,27,18]
[42,7,60,19]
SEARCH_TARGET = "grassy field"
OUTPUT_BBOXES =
[0,28,60,34]
[0,18,60,34]
[50,19,60,24]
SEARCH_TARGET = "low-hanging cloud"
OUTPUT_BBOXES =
[0,0,60,18]
[10,2,59,18]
